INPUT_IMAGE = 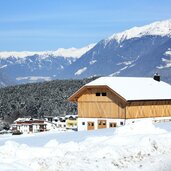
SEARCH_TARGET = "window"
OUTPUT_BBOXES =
[109,122,117,127]
[120,122,123,125]
[96,92,107,96]
[103,122,106,126]
[102,92,107,96]
[82,122,85,125]
[96,92,100,96]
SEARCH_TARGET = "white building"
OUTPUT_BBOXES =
[12,118,47,134]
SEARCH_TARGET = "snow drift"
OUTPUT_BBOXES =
[0,121,171,171]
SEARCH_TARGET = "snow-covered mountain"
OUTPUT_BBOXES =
[63,19,171,83]
[0,71,16,87]
[1,19,171,86]
[107,19,171,43]
[0,43,96,59]
[0,44,95,85]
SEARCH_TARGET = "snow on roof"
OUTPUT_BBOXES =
[86,77,171,101]
[14,117,32,122]
[65,115,78,119]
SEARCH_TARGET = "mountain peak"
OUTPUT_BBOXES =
[52,43,96,58]
[0,43,96,59]
[107,19,171,43]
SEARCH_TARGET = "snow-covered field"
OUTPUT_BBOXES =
[0,121,171,171]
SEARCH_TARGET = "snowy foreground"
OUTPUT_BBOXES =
[1,121,171,171]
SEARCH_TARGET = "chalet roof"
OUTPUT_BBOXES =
[85,77,171,101]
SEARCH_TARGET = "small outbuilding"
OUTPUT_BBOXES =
[69,76,171,131]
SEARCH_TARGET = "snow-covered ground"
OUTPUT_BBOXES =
[0,120,171,171]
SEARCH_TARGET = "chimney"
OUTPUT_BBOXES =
[153,73,160,82]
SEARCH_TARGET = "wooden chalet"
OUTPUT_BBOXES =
[69,76,171,131]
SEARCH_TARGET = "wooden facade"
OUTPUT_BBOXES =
[69,85,171,120]
[76,86,126,119]
[126,100,171,119]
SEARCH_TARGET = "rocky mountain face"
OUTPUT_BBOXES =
[0,71,16,87]
[0,44,95,86]
[0,19,171,86]
[62,19,171,83]
[0,55,75,84]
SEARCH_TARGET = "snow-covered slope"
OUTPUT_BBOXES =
[52,43,96,58]
[1,19,171,85]
[63,19,171,84]
[107,19,171,43]
[0,71,15,87]
[0,44,95,85]
[0,121,171,171]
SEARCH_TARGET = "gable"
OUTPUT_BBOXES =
[69,85,126,103]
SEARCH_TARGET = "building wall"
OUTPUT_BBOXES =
[16,125,30,133]
[126,100,171,119]
[66,119,77,129]
[75,86,171,131]
[125,116,171,124]
[33,125,39,133]
[78,118,125,131]
[77,87,126,119]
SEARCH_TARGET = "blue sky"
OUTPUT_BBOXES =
[0,0,171,51]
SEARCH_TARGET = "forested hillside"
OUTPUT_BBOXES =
[0,78,95,126]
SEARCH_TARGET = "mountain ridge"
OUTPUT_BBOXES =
[107,19,171,43]
[0,43,96,59]
[0,44,95,85]
[0,19,171,86]
[62,19,171,83]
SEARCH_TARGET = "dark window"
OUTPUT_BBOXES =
[120,122,124,125]
[82,122,85,125]
[92,123,94,126]
[96,92,100,96]
[103,122,106,125]
[102,92,107,96]
[110,123,117,127]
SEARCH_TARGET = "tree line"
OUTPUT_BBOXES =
[0,77,95,127]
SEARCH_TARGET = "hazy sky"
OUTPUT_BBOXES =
[0,0,171,51]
